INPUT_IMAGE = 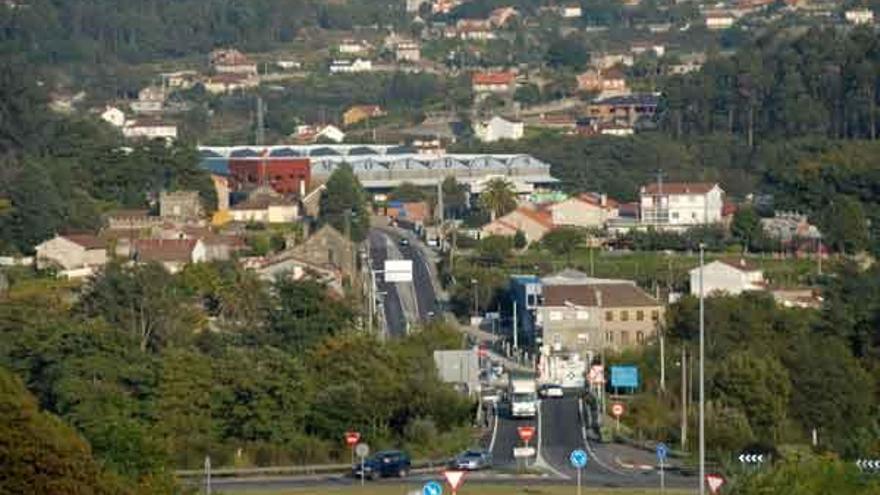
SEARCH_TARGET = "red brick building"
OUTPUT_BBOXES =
[228,157,311,196]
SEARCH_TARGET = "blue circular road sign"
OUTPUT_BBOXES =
[423,481,443,495]
[570,449,588,469]
[656,443,669,461]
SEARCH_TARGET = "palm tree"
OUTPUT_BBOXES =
[479,178,517,221]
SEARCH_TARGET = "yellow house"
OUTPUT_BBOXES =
[343,105,385,127]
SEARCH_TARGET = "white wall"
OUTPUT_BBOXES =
[689,261,763,296]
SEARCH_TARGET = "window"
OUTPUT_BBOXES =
[577,333,589,344]
[605,331,614,343]
[637,331,645,344]
[576,310,590,320]
[636,310,645,321]
[671,211,679,220]
[651,310,660,321]
[621,310,629,322]
[692,212,698,220]
[620,331,630,345]
[605,311,614,322]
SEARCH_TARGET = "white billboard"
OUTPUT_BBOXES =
[384,259,413,282]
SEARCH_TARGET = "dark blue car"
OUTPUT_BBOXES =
[353,450,411,480]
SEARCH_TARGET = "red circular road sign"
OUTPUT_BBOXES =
[612,403,625,417]
[344,431,360,446]
[517,426,536,443]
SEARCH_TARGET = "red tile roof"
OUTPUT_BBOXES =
[134,239,197,263]
[62,234,105,250]
[543,283,659,308]
[516,207,554,228]
[575,193,619,209]
[641,182,718,195]
[472,71,515,85]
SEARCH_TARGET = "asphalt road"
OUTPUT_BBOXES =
[490,405,540,467]
[368,229,407,337]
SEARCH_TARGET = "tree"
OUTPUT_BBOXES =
[713,351,791,441]
[541,227,584,258]
[478,178,517,221]
[441,176,468,219]
[476,235,512,265]
[513,229,527,249]
[730,206,762,251]
[821,195,868,254]
[389,181,426,202]
[0,367,129,495]
[319,164,370,242]
[267,278,357,352]
[514,83,541,106]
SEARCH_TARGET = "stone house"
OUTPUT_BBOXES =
[160,191,203,222]
[35,234,108,272]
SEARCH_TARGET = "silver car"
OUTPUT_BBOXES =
[450,450,493,471]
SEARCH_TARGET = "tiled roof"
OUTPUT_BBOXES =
[641,182,718,195]
[543,283,659,308]
[105,209,150,219]
[516,206,554,228]
[231,193,296,210]
[472,72,515,85]
[62,234,105,250]
[134,239,196,263]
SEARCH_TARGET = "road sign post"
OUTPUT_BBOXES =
[518,425,536,448]
[355,443,370,487]
[612,403,624,433]
[656,443,668,494]
[444,470,465,495]
[570,449,588,495]
[423,481,443,495]
[204,455,211,495]
[705,473,725,494]
[345,431,360,466]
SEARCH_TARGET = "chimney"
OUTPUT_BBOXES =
[600,193,607,207]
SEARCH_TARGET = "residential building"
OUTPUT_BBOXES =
[488,7,519,26]
[210,48,258,75]
[130,86,165,114]
[35,234,108,273]
[395,42,422,63]
[630,42,665,57]
[585,93,659,125]
[639,182,724,229]
[576,68,628,94]
[704,11,736,29]
[482,206,553,244]
[121,119,178,141]
[668,53,706,75]
[104,210,161,231]
[100,106,126,127]
[160,191,203,222]
[845,8,874,25]
[406,0,428,13]
[276,60,302,70]
[288,224,356,279]
[133,239,206,273]
[202,73,259,94]
[343,105,386,127]
[386,201,431,225]
[547,193,619,228]
[293,124,346,144]
[338,39,370,54]
[560,5,582,18]
[161,71,199,90]
[689,259,765,296]
[474,116,524,142]
[472,71,516,94]
[453,19,496,40]
[329,59,373,74]
[229,188,299,224]
[760,212,822,244]
[591,53,634,70]
[432,0,460,14]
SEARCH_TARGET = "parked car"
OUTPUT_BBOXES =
[450,450,492,471]
[538,383,564,399]
[353,451,411,480]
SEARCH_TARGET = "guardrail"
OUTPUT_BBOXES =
[175,459,449,478]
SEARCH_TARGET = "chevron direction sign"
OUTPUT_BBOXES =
[856,459,880,471]
[738,453,765,464]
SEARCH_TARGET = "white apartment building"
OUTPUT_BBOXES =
[639,182,724,230]
[474,116,524,142]
[329,59,373,74]
[845,9,874,25]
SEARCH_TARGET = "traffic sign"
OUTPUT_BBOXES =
[611,403,625,417]
[443,470,465,492]
[513,446,536,458]
[384,260,413,282]
[423,481,443,495]
[588,365,605,385]
[857,459,880,471]
[656,443,668,461]
[570,449,588,469]
[738,453,764,464]
[705,473,725,494]
[517,426,536,443]
[355,443,370,458]
[610,365,639,388]
[344,431,360,447]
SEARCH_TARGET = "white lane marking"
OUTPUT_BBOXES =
[536,399,570,480]
[579,398,628,476]
[488,404,499,454]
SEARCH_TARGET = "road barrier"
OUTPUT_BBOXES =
[175,459,448,479]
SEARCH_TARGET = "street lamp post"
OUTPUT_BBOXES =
[471,278,479,317]
[698,242,706,495]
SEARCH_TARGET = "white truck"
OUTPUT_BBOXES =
[508,377,538,418]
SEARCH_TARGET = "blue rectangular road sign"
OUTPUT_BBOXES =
[610,365,639,388]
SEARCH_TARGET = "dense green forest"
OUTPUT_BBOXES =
[0,262,473,491]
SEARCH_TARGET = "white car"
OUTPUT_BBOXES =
[539,384,564,398]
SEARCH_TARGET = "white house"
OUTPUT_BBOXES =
[395,42,422,63]
[689,259,765,296]
[329,59,373,74]
[560,5,582,18]
[548,193,618,228]
[122,119,178,141]
[845,9,874,25]
[230,191,299,224]
[35,234,108,273]
[639,182,724,230]
[474,116,524,142]
[705,12,735,29]
[130,86,165,114]
[338,40,370,54]
[100,106,126,128]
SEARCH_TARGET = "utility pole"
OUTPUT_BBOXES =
[680,344,687,451]
[256,96,265,146]
[512,299,518,350]
[698,243,706,495]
